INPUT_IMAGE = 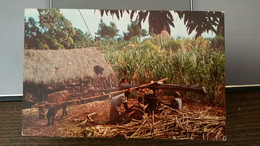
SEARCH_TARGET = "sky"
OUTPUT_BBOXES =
[24,9,216,39]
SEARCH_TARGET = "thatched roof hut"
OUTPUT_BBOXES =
[23,47,116,103]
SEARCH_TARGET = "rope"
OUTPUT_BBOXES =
[78,9,98,47]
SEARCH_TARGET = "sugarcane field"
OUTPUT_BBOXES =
[23,9,226,140]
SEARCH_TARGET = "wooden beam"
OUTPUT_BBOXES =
[148,84,207,95]
[34,78,168,108]
[81,83,207,95]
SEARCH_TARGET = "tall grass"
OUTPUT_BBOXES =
[99,36,225,106]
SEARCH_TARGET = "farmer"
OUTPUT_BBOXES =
[109,78,130,121]
[170,91,182,110]
[109,91,130,121]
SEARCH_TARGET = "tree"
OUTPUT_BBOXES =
[24,17,41,49]
[25,10,93,50]
[95,19,119,40]
[99,10,224,38]
[38,9,76,49]
[73,28,93,48]
[123,20,147,41]
[176,11,224,38]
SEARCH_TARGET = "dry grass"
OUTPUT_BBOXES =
[81,104,226,140]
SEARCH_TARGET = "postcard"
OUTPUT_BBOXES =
[22,8,225,140]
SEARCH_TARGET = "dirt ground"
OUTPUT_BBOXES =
[22,97,225,138]
[22,98,137,137]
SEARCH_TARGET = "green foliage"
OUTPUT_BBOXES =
[210,36,225,51]
[101,37,225,106]
[38,9,76,49]
[171,47,225,105]
[24,9,93,50]
[98,39,121,51]
[123,20,147,41]
[73,28,93,48]
[24,17,42,49]
[95,19,119,40]
[162,39,182,52]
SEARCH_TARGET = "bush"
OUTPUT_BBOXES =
[164,40,181,51]
[210,35,225,51]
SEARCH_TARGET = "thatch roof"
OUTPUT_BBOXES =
[23,47,115,88]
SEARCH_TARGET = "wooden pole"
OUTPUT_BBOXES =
[79,83,207,95]
[34,78,168,108]
[148,84,207,95]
